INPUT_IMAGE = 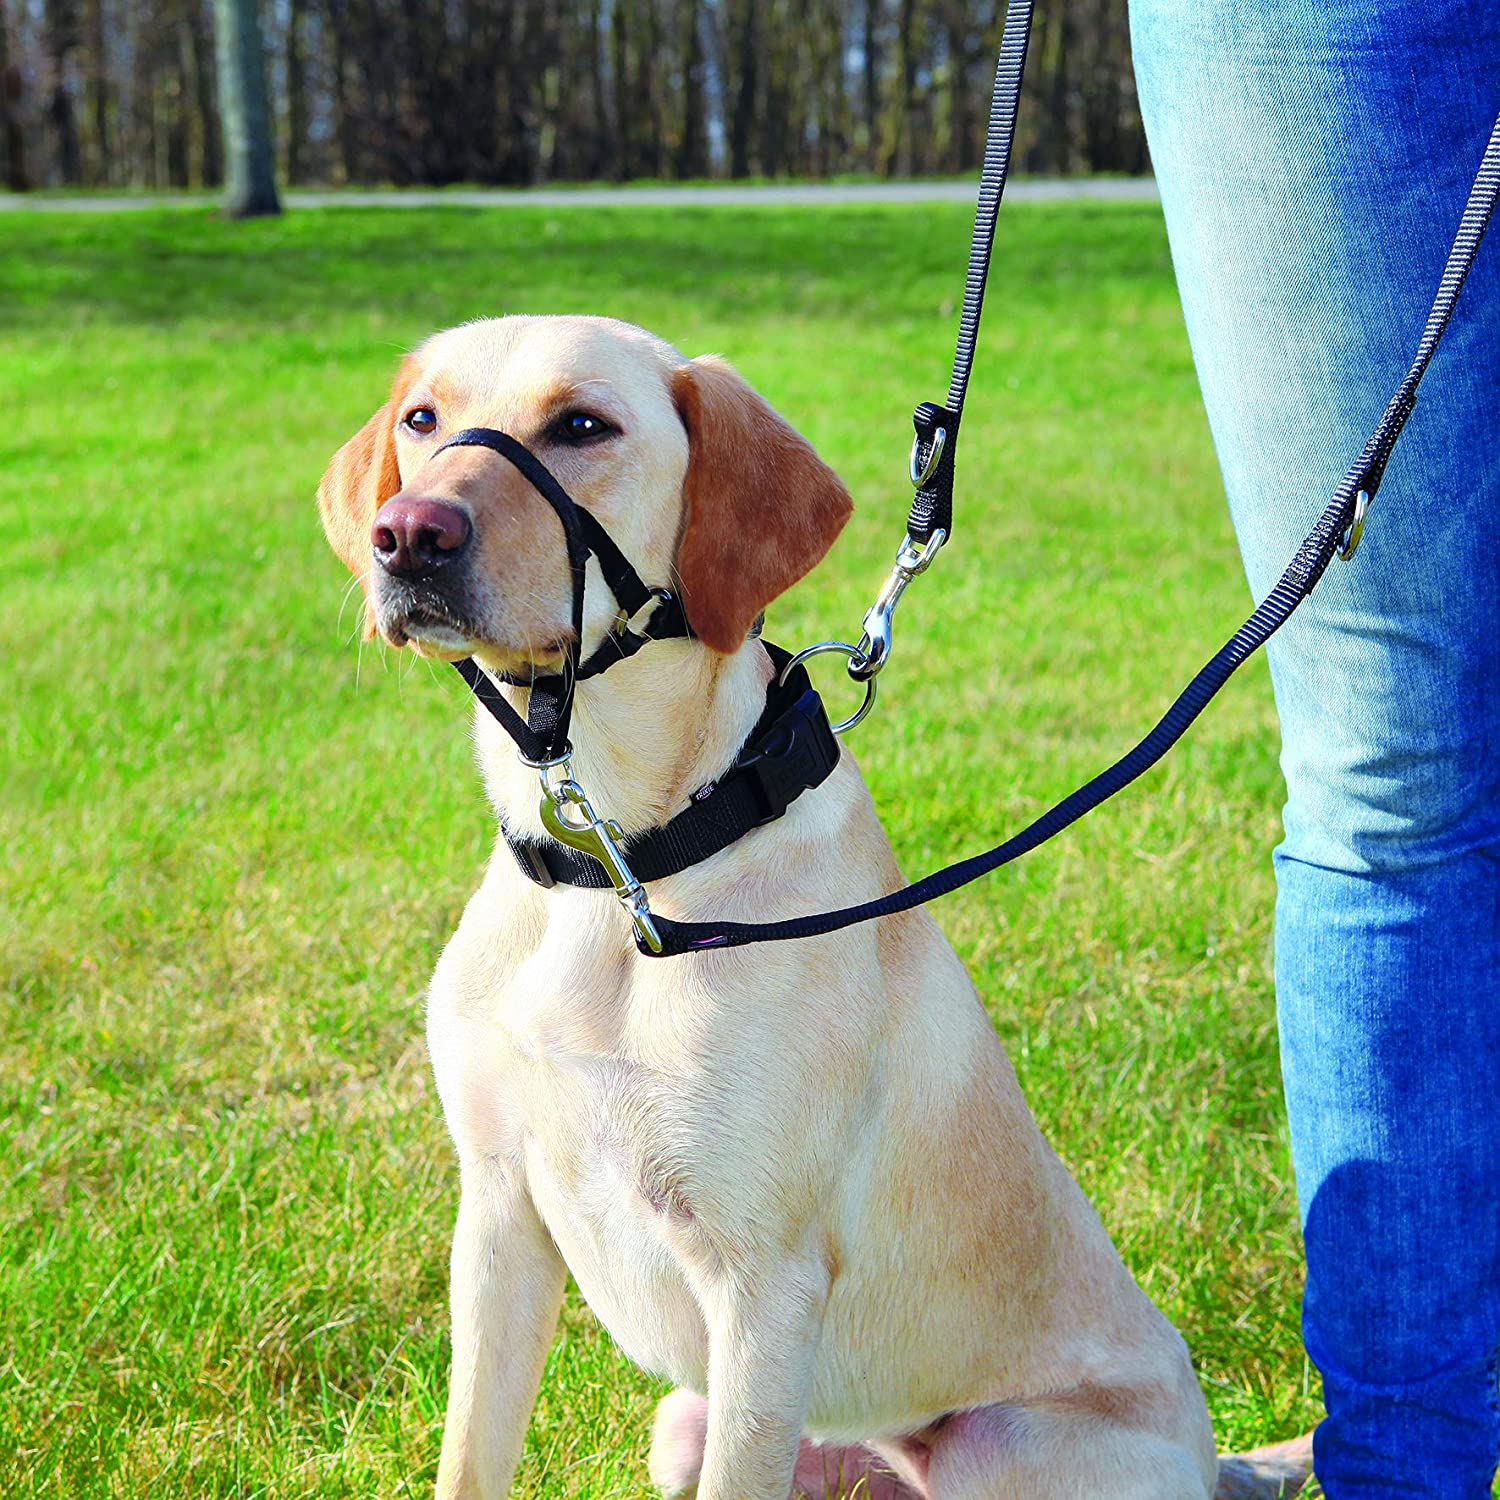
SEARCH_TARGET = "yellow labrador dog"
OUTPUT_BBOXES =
[318,316,1311,1500]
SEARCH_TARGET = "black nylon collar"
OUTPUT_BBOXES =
[503,641,840,889]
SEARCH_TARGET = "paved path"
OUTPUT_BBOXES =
[0,178,1159,214]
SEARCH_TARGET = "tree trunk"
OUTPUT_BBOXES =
[213,0,279,213]
[44,0,84,183]
[758,0,786,177]
[284,0,305,182]
[0,0,28,191]
[166,6,191,185]
[641,0,665,178]
[676,0,705,178]
[188,0,221,184]
[325,0,357,184]
[610,0,632,180]
[585,0,610,178]
[944,0,970,173]
[0,5,21,192]
[862,0,880,170]
[1047,0,1077,174]
[727,0,755,178]
[81,0,110,182]
[888,0,916,176]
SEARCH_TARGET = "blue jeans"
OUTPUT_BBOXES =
[1129,2,1500,1494]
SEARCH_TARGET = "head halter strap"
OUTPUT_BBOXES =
[433,426,690,763]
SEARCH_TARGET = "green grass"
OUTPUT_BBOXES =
[2,201,1319,1496]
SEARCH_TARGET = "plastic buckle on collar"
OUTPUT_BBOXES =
[739,689,840,827]
[507,837,557,888]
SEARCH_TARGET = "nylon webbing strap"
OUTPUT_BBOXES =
[646,105,1500,957]
[439,427,593,761]
[907,0,1034,546]
[504,645,839,890]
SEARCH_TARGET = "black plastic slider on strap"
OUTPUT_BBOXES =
[904,0,1033,547]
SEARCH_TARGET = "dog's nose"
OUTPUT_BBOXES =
[371,497,472,578]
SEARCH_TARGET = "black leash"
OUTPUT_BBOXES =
[441,8,1498,959]
[641,95,1500,956]
[907,0,1034,551]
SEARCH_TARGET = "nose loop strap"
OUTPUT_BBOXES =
[434,426,655,612]
[432,427,591,760]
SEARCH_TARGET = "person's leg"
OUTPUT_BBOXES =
[1129,2,1500,1495]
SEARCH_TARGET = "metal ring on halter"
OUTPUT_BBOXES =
[778,641,877,735]
[517,746,574,771]
[517,744,576,794]
[909,426,947,487]
[1337,488,1371,561]
[613,585,676,633]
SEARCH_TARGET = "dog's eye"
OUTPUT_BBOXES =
[403,407,437,435]
[552,411,617,446]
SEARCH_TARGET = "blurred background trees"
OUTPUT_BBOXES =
[0,0,1147,192]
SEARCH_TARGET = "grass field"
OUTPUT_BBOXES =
[3,200,1321,1496]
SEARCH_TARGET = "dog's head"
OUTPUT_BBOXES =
[318,316,852,674]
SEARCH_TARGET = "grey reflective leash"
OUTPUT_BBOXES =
[644,105,1500,957]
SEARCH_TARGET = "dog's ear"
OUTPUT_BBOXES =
[317,356,420,628]
[671,356,853,654]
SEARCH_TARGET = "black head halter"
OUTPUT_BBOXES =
[434,427,690,764]
[431,426,841,954]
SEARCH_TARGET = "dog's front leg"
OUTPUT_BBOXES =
[696,1257,830,1500]
[435,1164,567,1500]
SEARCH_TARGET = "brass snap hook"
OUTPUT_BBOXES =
[539,777,663,953]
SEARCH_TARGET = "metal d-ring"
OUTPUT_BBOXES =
[909,425,948,488]
[517,744,576,795]
[1337,488,1371,561]
[778,641,877,735]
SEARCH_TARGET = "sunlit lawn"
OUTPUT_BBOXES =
[2,199,1320,1496]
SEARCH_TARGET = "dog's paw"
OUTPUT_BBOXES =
[1215,1432,1315,1500]
[648,1388,708,1497]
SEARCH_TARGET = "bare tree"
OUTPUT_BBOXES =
[726,0,756,178]
[862,0,881,163]
[5,0,1153,193]
[887,0,917,176]
[44,0,83,183]
[0,0,29,190]
[677,0,706,177]
[213,0,279,213]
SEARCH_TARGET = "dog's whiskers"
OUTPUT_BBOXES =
[335,574,365,644]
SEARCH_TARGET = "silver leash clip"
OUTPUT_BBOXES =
[536,766,663,954]
[847,527,947,682]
